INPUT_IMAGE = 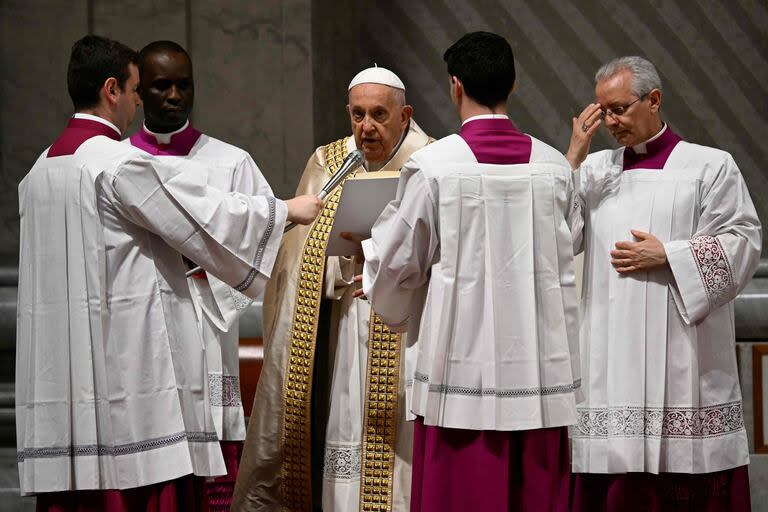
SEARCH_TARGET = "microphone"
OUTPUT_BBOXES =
[185,149,365,277]
[283,149,364,233]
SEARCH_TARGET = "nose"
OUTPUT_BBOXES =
[361,116,375,132]
[167,85,181,103]
[604,113,619,127]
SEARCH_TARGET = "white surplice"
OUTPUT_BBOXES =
[570,143,761,474]
[16,120,286,495]
[363,134,581,431]
[129,126,272,441]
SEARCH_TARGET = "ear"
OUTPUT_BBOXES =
[401,104,413,126]
[345,104,351,116]
[102,77,120,107]
[647,88,662,113]
[450,76,463,95]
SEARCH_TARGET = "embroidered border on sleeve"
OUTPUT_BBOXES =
[688,235,733,306]
[323,444,361,481]
[228,287,252,311]
[234,195,277,292]
[254,195,276,270]
[572,401,744,439]
[209,374,243,407]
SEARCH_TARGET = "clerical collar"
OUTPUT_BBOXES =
[143,121,190,144]
[462,113,509,126]
[623,123,682,171]
[630,123,667,154]
[130,121,202,156]
[73,113,121,136]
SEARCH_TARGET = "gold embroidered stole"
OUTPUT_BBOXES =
[281,138,349,510]
[280,138,401,511]
[359,313,401,512]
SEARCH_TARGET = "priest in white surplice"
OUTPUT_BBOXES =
[362,32,580,512]
[128,40,265,510]
[566,56,759,512]
[16,35,321,511]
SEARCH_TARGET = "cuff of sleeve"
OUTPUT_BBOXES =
[572,166,583,194]
[324,257,355,300]
[209,275,253,331]
[258,198,288,279]
[665,239,710,324]
[361,238,375,295]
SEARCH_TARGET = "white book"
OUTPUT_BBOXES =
[326,171,400,256]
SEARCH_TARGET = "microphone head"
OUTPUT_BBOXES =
[348,149,364,166]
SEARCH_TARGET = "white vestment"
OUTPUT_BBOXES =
[363,134,581,431]
[320,136,422,512]
[16,122,286,495]
[128,127,271,441]
[570,142,761,474]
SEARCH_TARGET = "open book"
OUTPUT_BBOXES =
[326,171,400,256]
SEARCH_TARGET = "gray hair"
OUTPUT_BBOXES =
[595,56,662,95]
[391,87,407,106]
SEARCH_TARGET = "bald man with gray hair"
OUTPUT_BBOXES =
[233,67,432,512]
[566,55,759,511]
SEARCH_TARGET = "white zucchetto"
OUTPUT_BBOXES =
[348,65,405,91]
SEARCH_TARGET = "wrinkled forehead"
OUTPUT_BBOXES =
[595,70,634,102]
[347,83,403,108]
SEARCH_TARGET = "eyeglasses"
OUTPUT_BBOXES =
[600,93,648,119]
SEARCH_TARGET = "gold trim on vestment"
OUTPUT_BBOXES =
[280,138,404,511]
[359,311,401,512]
[281,138,350,511]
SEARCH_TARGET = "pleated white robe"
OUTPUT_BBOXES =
[16,130,285,495]
[129,127,272,441]
[570,142,761,474]
[363,134,581,432]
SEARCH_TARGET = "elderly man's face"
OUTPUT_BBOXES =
[595,69,661,147]
[347,83,412,163]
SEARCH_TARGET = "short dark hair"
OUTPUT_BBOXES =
[443,32,516,108]
[67,35,138,110]
[138,40,191,74]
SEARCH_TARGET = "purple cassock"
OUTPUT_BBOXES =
[622,124,682,171]
[47,117,120,156]
[409,116,570,512]
[129,123,202,157]
[571,124,752,512]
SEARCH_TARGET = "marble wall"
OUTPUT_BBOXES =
[0,0,313,263]
[5,1,765,262]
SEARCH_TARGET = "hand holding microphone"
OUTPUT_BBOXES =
[185,149,365,277]
[282,148,364,233]
[285,194,323,225]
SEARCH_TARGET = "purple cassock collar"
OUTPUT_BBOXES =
[459,118,532,165]
[130,123,202,156]
[48,117,121,157]
[623,125,682,170]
